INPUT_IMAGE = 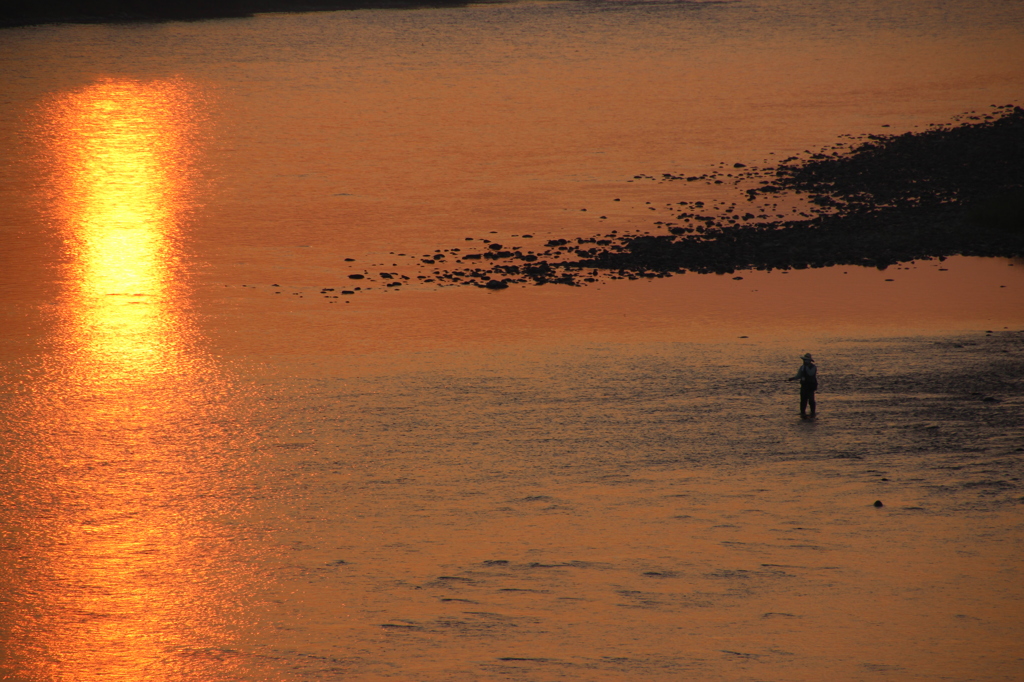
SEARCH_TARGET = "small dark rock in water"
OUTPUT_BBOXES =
[485,279,509,290]
[982,396,1000,402]
[873,500,884,507]
[348,274,365,279]
[483,560,509,565]
[271,283,280,287]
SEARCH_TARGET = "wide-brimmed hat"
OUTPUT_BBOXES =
[802,353,814,361]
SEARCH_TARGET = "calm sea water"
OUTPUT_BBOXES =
[1,0,1023,679]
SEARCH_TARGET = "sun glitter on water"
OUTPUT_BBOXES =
[0,79,265,682]
[47,77,201,380]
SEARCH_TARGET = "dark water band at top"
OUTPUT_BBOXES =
[0,0,507,28]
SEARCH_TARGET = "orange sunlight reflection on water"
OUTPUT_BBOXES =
[49,78,198,379]
[0,79,262,681]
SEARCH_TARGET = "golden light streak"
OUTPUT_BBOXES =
[51,78,197,379]
[0,79,256,681]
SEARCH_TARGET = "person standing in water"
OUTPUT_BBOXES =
[787,353,818,418]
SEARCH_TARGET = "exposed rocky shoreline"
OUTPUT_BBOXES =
[429,105,1024,290]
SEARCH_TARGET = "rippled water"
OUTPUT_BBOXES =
[1,0,1023,679]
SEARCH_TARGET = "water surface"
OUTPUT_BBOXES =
[1,0,1023,679]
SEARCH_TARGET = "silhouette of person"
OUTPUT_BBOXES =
[787,353,817,417]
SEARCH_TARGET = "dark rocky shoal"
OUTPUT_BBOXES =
[431,105,1024,289]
